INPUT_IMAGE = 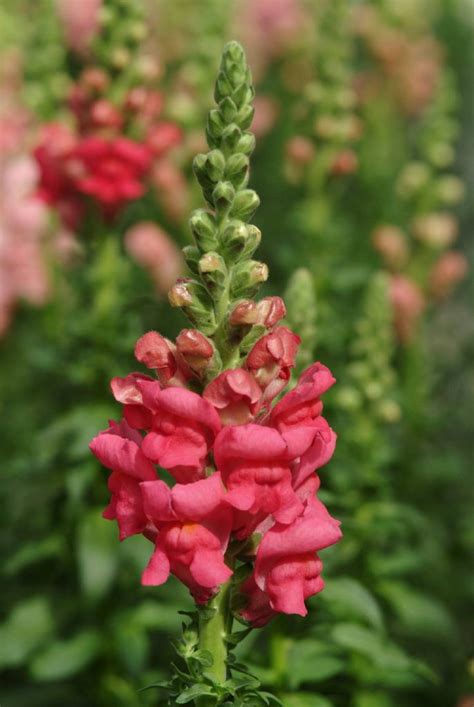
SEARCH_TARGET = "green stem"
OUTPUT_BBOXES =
[196,578,233,706]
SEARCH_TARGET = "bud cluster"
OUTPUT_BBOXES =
[32,0,183,229]
[372,64,468,341]
[169,41,274,366]
[336,272,400,424]
[285,0,360,185]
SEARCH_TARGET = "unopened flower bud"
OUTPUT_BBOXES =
[111,47,131,69]
[220,123,242,152]
[169,280,217,334]
[377,400,401,423]
[331,149,358,176]
[397,162,430,197]
[256,296,286,327]
[412,212,458,248]
[230,300,259,326]
[286,136,314,165]
[225,153,249,188]
[189,209,218,252]
[182,246,201,276]
[128,21,147,42]
[168,280,194,307]
[212,180,235,209]
[436,175,465,205]
[235,132,256,155]
[136,55,161,81]
[429,251,468,299]
[229,189,260,220]
[207,109,225,143]
[231,260,269,298]
[135,330,176,373]
[206,149,226,182]
[219,96,238,123]
[428,142,455,168]
[198,252,227,294]
[372,225,409,269]
[176,329,215,373]
[231,298,285,330]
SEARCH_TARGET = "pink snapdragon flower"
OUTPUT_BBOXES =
[140,474,233,602]
[89,419,156,540]
[246,325,301,402]
[90,321,340,620]
[241,486,342,622]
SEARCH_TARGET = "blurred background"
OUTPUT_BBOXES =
[0,0,473,705]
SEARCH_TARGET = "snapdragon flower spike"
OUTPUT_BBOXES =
[90,45,341,696]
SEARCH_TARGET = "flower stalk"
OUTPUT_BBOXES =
[90,40,341,707]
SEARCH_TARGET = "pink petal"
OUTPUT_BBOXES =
[141,545,171,586]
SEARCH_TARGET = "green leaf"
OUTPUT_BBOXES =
[286,639,344,688]
[0,598,54,668]
[29,629,101,680]
[5,535,63,575]
[322,577,384,630]
[113,620,149,675]
[77,508,119,601]
[378,581,456,640]
[353,692,395,707]
[176,684,215,703]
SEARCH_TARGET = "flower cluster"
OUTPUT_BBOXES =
[90,320,340,624]
[33,1,182,228]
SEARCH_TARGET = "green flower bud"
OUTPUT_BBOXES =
[225,153,249,188]
[232,82,254,109]
[235,104,254,130]
[206,149,226,182]
[189,209,218,252]
[182,246,201,276]
[212,181,235,209]
[215,72,233,102]
[231,260,268,298]
[207,109,225,144]
[198,252,228,295]
[235,132,256,156]
[229,189,260,221]
[220,124,242,153]
[219,96,238,123]
[169,280,217,334]
[192,153,210,186]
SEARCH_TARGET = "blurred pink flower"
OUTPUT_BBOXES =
[390,275,425,343]
[0,156,50,335]
[252,96,279,138]
[236,0,310,77]
[55,0,102,55]
[430,251,469,300]
[151,159,189,222]
[125,221,184,295]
